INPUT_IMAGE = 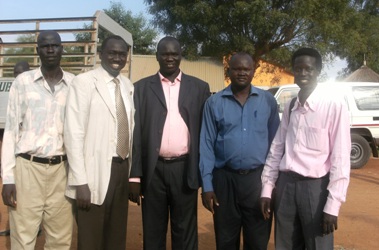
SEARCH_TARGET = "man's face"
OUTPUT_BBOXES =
[37,33,63,69]
[293,55,320,89]
[100,38,128,77]
[156,40,182,78]
[228,54,255,89]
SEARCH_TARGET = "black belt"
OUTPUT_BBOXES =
[281,171,328,181]
[158,154,189,163]
[18,153,67,165]
[222,165,263,175]
[112,157,127,163]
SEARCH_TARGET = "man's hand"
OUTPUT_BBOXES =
[322,212,338,235]
[128,182,141,206]
[260,197,272,220]
[76,184,91,211]
[2,184,17,208]
[201,191,219,214]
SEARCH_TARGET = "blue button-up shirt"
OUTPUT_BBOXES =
[200,85,280,192]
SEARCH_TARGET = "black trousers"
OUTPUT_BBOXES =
[76,159,129,250]
[142,159,198,250]
[213,167,271,250]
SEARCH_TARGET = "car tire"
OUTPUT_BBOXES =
[350,134,371,169]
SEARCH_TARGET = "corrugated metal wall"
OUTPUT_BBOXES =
[130,55,225,93]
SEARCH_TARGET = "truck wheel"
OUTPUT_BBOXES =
[350,134,371,169]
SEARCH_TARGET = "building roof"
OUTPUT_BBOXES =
[344,64,379,82]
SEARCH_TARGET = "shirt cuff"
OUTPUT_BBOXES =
[129,177,140,183]
[261,183,275,198]
[323,196,341,216]
[67,173,88,186]
[2,176,15,185]
[201,176,214,193]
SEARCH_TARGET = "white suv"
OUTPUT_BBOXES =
[268,82,379,169]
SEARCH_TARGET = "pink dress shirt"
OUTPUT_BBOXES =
[158,72,190,158]
[261,85,351,216]
[129,72,189,183]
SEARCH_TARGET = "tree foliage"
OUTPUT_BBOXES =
[145,0,378,74]
[104,2,158,54]
[336,0,379,76]
[76,2,158,55]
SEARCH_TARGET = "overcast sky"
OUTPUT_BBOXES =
[0,0,346,80]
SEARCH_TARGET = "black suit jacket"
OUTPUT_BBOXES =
[131,73,210,193]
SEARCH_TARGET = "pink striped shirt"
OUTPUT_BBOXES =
[261,85,351,216]
[159,72,189,158]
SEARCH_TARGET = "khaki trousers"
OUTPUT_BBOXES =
[9,157,73,250]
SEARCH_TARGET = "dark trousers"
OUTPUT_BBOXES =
[76,160,129,250]
[213,167,271,250]
[274,171,333,250]
[142,159,198,250]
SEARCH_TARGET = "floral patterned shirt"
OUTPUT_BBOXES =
[1,68,74,184]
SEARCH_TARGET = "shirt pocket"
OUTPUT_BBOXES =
[301,126,328,152]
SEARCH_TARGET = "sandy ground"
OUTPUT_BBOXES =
[0,157,378,249]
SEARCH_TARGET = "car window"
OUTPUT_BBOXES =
[352,86,379,110]
[277,88,299,113]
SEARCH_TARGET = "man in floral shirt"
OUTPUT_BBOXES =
[1,30,74,249]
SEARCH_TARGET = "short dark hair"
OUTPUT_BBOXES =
[14,61,30,71]
[101,35,128,52]
[156,36,181,52]
[229,52,255,66]
[37,30,61,45]
[291,48,322,71]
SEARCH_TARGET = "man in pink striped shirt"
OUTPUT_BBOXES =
[260,48,351,250]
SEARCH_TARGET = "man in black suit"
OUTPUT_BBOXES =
[129,36,210,250]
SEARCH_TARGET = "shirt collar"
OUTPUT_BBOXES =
[222,84,259,97]
[300,84,321,111]
[158,71,182,84]
[33,67,69,86]
[98,66,122,84]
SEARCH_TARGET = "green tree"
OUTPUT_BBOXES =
[76,2,158,55]
[144,0,371,72]
[336,0,379,76]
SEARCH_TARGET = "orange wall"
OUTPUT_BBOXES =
[252,61,294,87]
[225,60,294,88]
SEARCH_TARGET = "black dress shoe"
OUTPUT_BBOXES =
[0,230,10,236]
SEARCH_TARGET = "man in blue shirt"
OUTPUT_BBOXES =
[200,52,280,250]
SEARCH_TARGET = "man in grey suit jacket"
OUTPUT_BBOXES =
[65,35,134,250]
[129,36,210,249]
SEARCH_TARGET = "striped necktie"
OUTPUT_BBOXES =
[113,78,129,159]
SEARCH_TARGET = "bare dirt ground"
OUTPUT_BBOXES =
[0,157,378,249]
